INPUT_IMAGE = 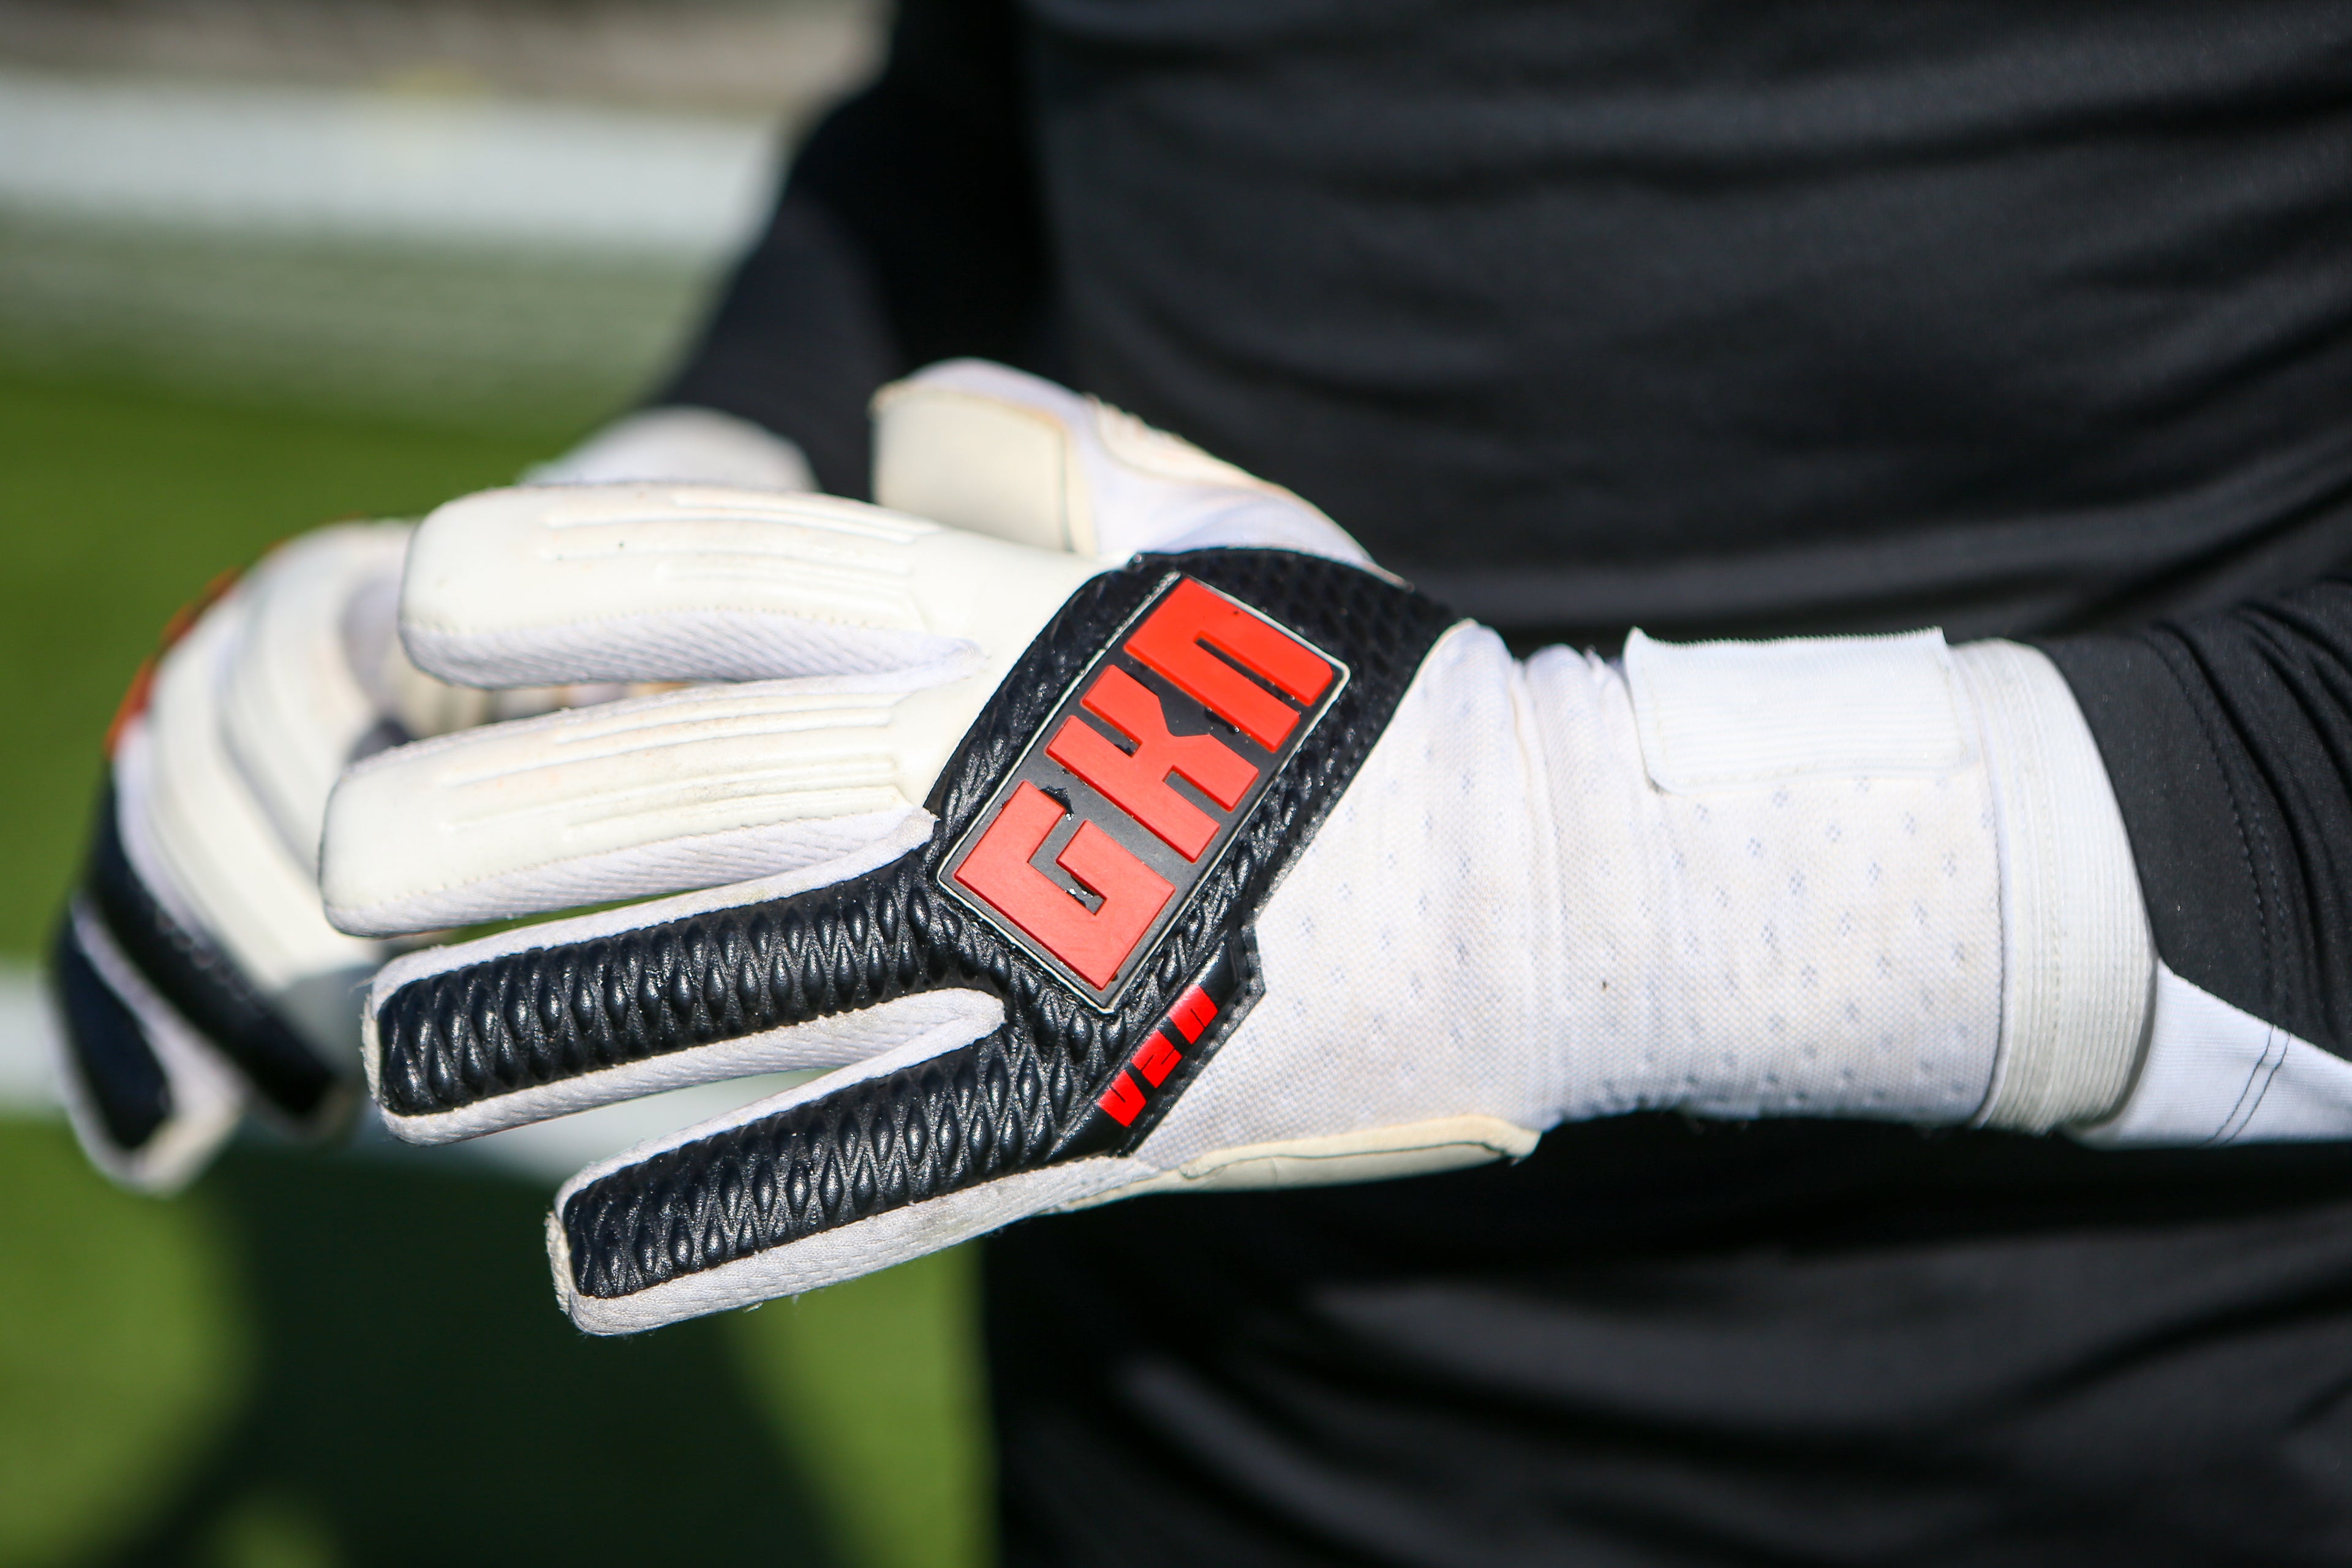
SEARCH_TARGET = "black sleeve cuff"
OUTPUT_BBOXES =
[655,194,900,498]
[2040,582,2352,1058]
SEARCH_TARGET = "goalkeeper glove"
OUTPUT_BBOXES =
[53,524,409,1189]
[51,404,812,1191]
[322,363,2155,1332]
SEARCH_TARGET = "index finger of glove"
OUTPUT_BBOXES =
[545,1042,1144,1333]
[401,484,1099,688]
[359,815,1005,1145]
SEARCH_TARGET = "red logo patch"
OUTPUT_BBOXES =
[942,574,1344,1009]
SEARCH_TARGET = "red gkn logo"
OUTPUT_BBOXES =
[940,575,1344,1011]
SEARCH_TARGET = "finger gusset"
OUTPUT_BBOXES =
[52,898,249,1192]
[320,681,965,935]
[50,913,175,1152]
[135,610,382,993]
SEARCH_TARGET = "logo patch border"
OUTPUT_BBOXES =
[936,571,1349,1012]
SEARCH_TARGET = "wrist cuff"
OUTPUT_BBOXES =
[1953,640,2153,1131]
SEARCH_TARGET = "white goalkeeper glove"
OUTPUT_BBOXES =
[51,405,813,1193]
[53,523,416,1190]
[321,362,2157,1333]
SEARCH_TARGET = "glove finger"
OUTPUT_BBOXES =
[50,899,246,1194]
[320,676,993,936]
[137,601,386,1003]
[399,483,1099,688]
[873,359,1375,565]
[545,1035,1146,1333]
[91,778,356,1133]
[524,406,816,491]
[219,521,412,873]
[361,816,1001,1145]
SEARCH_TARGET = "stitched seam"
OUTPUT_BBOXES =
[2152,634,2278,1038]
[2214,1025,2291,1147]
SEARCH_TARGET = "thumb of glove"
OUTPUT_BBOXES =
[873,360,1374,566]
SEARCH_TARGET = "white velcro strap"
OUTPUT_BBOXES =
[1548,629,2006,1125]
[1624,627,1971,790]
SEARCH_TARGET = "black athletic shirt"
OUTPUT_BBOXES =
[663,4,2352,1561]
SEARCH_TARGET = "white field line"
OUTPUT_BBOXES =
[0,66,782,259]
[0,963,59,1111]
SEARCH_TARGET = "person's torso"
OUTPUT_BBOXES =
[992,8,2352,1562]
[1024,0,2352,645]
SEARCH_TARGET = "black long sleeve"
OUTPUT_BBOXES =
[2046,576,2352,1060]
[658,0,1046,495]
[630,4,2352,1559]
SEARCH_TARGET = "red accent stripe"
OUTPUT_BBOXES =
[1133,1031,1182,1088]
[1168,984,1218,1044]
[104,567,243,758]
[1097,1069,1147,1127]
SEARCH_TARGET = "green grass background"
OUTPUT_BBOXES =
[0,366,991,1568]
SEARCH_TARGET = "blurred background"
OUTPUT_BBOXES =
[0,4,1000,1564]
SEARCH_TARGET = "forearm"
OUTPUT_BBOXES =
[1529,567,2352,1147]
[313,364,2351,1322]
[1527,628,2149,1135]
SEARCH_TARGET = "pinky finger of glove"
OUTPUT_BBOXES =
[543,1042,1146,1334]
[49,900,246,1194]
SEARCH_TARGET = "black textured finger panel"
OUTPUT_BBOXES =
[369,551,1455,1301]
[49,914,173,1152]
[76,786,344,1124]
